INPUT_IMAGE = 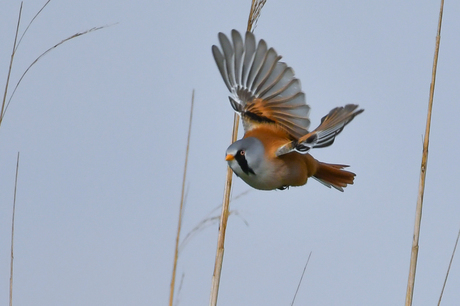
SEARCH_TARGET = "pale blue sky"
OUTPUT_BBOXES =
[1,0,459,305]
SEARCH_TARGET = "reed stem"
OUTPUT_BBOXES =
[405,0,444,304]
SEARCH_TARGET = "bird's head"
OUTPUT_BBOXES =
[225,137,264,177]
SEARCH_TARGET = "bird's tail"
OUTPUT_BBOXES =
[312,161,356,192]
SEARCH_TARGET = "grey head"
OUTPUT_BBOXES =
[225,137,264,178]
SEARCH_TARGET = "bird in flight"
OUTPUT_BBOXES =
[212,30,363,191]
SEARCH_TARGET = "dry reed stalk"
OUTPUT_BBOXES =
[3,2,109,305]
[1,2,22,128]
[169,90,195,306]
[405,0,444,305]
[209,113,239,306]
[16,0,52,50]
[437,227,460,306]
[209,1,266,305]
[291,252,312,306]
[2,25,109,120]
[10,152,20,306]
[1,1,110,128]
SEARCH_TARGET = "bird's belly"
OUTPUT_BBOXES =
[229,152,310,190]
[239,173,281,190]
[237,162,307,190]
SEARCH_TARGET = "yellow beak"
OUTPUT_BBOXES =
[225,154,235,161]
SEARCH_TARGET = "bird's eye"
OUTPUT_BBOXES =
[240,150,245,156]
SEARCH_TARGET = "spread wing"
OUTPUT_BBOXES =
[212,30,311,139]
[276,104,364,156]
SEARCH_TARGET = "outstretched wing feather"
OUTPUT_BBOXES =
[246,39,268,90]
[212,46,231,91]
[252,49,280,93]
[231,30,244,86]
[218,32,236,88]
[213,30,310,137]
[241,32,256,88]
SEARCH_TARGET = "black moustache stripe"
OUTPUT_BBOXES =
[235,152,255,175]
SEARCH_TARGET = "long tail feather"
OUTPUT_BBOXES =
[312,161,356,192]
